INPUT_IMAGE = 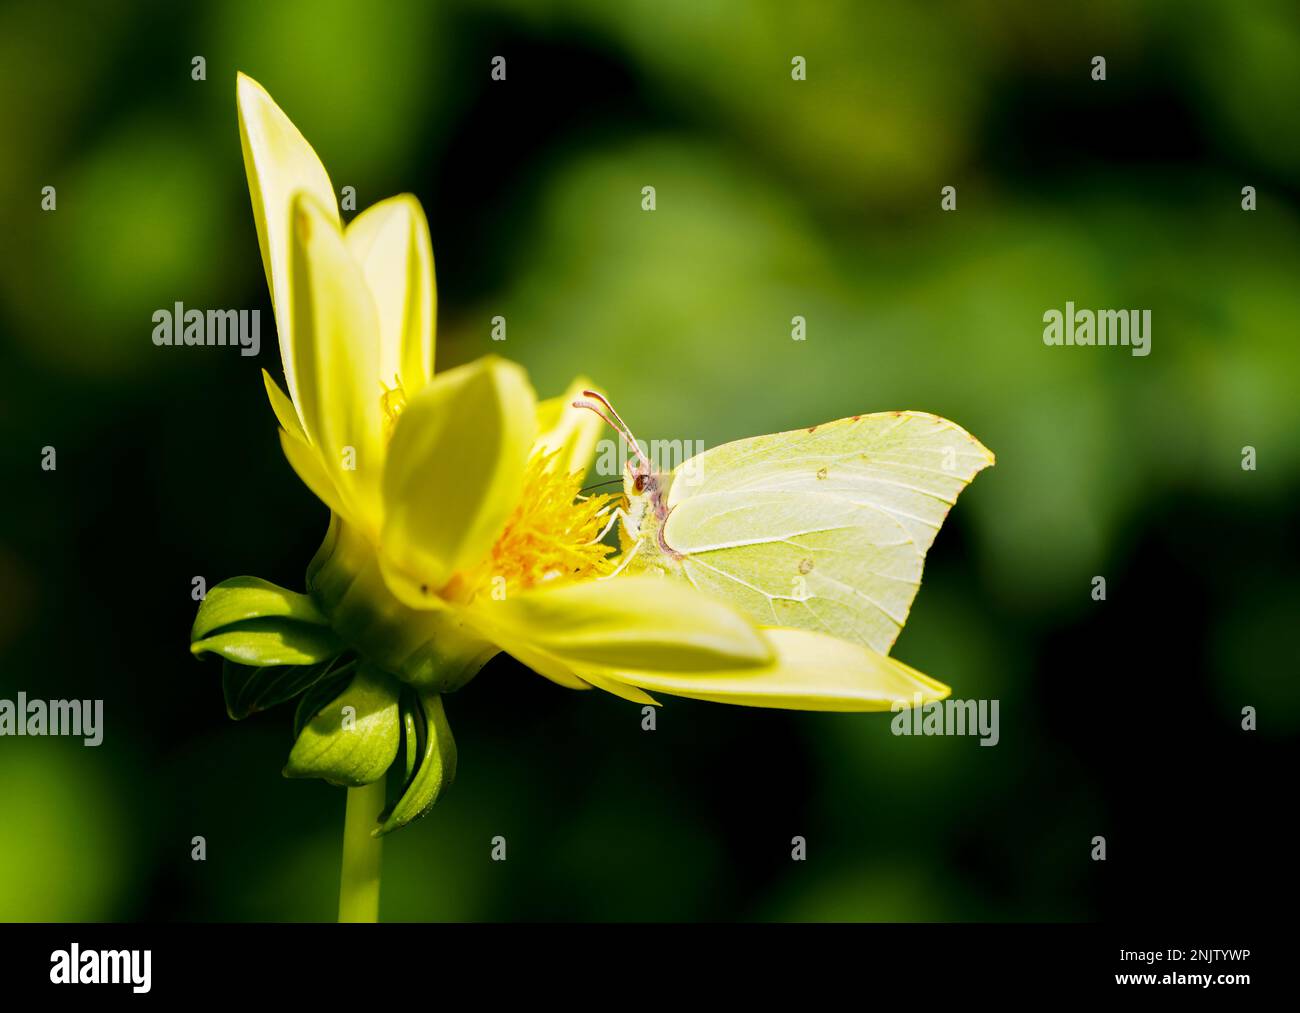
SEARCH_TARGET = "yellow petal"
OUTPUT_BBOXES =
[236,73,338,420]
[596,627,952,712]
[288,192,387,533]
[467,576,772,672]
[344,194,436,397]
[456,594,664,697]
[577,670,661,706]
[476,627,593,691]
[534,376,606,475]
[380,357,536,605]
[278,427,349,521]
[262,369,307,443]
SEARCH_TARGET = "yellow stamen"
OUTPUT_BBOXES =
[451,452,618,602]
[380,376,407,442]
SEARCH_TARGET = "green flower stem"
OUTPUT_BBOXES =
[338,780,385,923]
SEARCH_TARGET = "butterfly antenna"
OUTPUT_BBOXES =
[580,478,625,494]
[573,392,651,471]
[580,390,636,441]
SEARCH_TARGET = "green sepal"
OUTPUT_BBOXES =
[192,576,330,639]
[191,617,344,667]
[222,656,347,721]
[284,664,401,787]
[293,662,357,740]
[399,696,420,782]
[376,689,457,837]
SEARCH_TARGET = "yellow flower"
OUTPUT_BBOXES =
[232,72,948,712]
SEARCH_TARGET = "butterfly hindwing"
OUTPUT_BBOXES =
[666,490,921,652]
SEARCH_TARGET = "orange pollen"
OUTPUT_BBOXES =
[456,451,618,600]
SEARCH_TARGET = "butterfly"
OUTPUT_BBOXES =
[575,391,994,655]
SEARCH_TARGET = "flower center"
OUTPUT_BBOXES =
[448,451,618,602]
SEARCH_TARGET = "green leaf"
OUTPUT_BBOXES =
[376,689,456,836]
[222,657,345,721]
[284,664,401,787]
[192,576,329,640]
[191,617,343,667]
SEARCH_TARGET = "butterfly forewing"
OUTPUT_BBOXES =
[660,411,993,652]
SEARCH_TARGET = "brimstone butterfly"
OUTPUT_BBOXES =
[576,391,994,654]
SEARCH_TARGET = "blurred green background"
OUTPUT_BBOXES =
[1,0,1296,921]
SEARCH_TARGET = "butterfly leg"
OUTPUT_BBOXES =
[603,539,643,579]
[590,505,625,545]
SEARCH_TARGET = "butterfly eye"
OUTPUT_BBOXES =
[633,473,648,494]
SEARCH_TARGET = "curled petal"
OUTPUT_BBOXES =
[345,194,436,398]
[380,357,536,606]
[288,192,387,530]
[237,73,337,421]
[466,576,773,673]
[591,627,951,712]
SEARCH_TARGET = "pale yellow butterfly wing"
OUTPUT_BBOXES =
[660,411,994,652]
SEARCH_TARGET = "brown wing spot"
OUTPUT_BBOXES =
[807,425,818,433]
[798,558,814,575]
[815,466,828,480]
[851,415,861,421]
